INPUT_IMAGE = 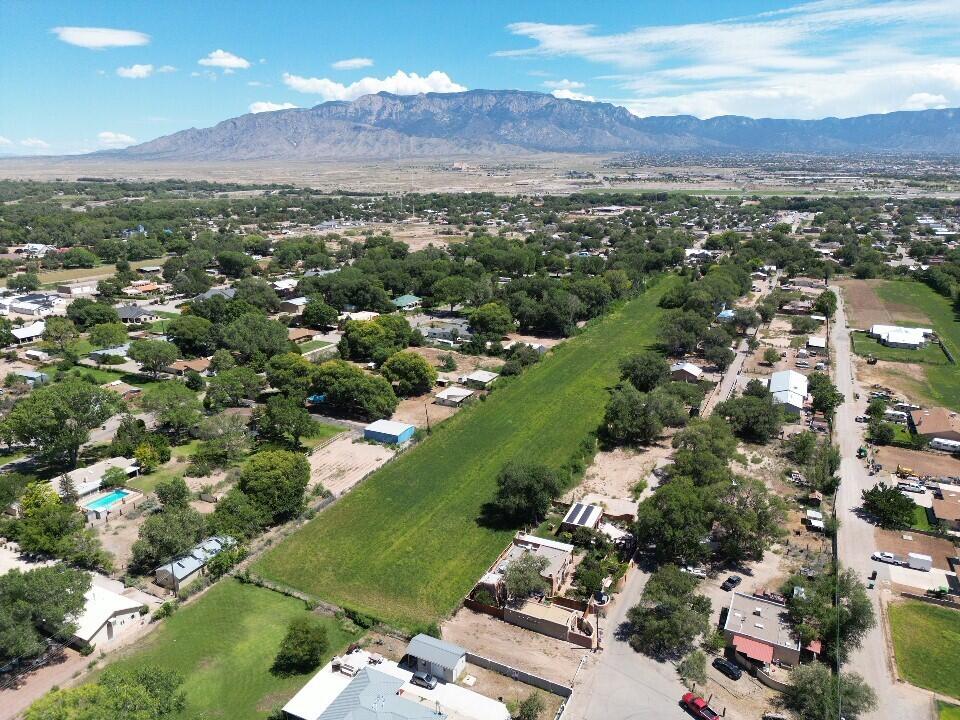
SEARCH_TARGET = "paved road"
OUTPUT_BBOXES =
[829,289,934,720]
[564,565,687,720]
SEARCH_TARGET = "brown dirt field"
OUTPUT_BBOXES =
[441,608,593,686]
[839,279,932,329]
[406,346,504,382]
[874,528,958,571]
[393,394,459,427]
[505,332,565,349]
[307,435,395,496]
[874,446,960,478]
[564,444,673,503]
[366,222,466,252]
[96,513,147,573]
[855,357,936,407]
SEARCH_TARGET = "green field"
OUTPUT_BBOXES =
[299,339,333,353]
[873,282,960,410]
[941,702,960,720]
[911,504,933,532]
[253,277,677,629]
[107,580,362,720]
[850,332,949,365]
[889,600,960,698]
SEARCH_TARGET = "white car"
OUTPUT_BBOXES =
[855,415,867,423]
[871,551,904,566]
[681,565,707,579]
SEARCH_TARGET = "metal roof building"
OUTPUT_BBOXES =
[154,536,234,590]
[404,634,467,683]
[768,370,808,414]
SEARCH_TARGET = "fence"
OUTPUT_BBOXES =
[465,652,573,698]
[899,591,960,610]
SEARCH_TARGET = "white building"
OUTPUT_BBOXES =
[670,362,704,383]
[71,584,144,648]
[868,324,932,349]
[10,321,45,344]
[434,386,474,407]
[768,370,808,415]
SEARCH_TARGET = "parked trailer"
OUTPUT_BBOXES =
[931,438,960,453]
[908,553,933,572]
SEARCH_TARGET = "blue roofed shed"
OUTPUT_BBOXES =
[363,419,415,445]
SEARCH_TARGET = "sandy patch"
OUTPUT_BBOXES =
[874,445,960,478]
[393,394,459,428]
[564,444,673,503]
[307,435,395,496]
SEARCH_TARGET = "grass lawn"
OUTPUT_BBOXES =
[2,258,167,288]
[850,332,949,365]
[940,702,960,720]
[911,504,933,532]
[300,422,345,449]
[889,600,960,698]
[299,339,333,353]
[873,281,960,410]
[128,441,199,494]
[253,276,678,629]
[107,580,362,720]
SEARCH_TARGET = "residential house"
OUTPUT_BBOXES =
[560,502,603,532]
[489,534,575,596]
[193,287,236,302]
[392,294,422,311]
[89,343,131,363]
[19,243,56,257]
[434,386,474,407]
[932,489,960,531]
[723,591,802,666]
[459,370,498,389]
[868,324,932,349]
[71,584,143,648]
[116,305,159,325]
[16,370,49,387]
[50,457,139,501]
[670,362,704,383]
[154,536,235,590]
[57,280,98,297]
[768,370,808,415]
[403,634,467,683]
[288,327,321,344]
[272,278,299,297]
[10,321,45,345]
[101,379,142,401]
[910,407,960,443]
[280,296,309,315]
[806,336,827,350]
[23,348,49,362]
[164,357,212,376]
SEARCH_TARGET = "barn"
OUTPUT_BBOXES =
[363,419,415,445]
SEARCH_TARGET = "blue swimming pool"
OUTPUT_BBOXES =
[85,489,131,512]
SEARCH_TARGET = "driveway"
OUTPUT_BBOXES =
[829,289,933,720]
[564,564,688,720]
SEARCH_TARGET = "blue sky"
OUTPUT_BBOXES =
[1,0,959,154]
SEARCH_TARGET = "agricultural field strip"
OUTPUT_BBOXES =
[253,276,678,628]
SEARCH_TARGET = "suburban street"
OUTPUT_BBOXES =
[829,288,934,720]
[565,566,686,720]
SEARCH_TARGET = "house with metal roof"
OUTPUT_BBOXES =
[71,584,143,648]
[115,305,159,325]
[403,634,466,683]
[767,369,808,415]
[670,362,704,383]
[194,287,236,302]
[363,419,415,445]
[391,294,422,311]
[154,536,234,590]
[10,321,45,344]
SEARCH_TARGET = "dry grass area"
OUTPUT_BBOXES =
[564,444,673,503]
[839,279,932,329]
[441,608,592,685]
[393,394,459,427]
[307,435,395,497]
[874,446,960,477]
[365,222,466,251]
[407,345,504,381]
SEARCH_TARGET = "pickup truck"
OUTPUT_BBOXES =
[681,692,720,720]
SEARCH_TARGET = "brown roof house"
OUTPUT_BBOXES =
[932,489,960,531]
[164,357,211,376]
[910,407,960,443]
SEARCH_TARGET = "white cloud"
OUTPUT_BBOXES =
[249,101,299,113]
[332,57,374,70]
[282,69,466,100]
[542,78,584,90]
[542,79,594,101]
[157,65,176,74]
[247,80,268,87]
[903,92,950,110]
[497,0,960,118]
[20,138,50,149]
[198,49,251,71]
[116,64,154,79]
[552,88,595,102]
[97,131,136,148]
[51,26,149,49]
[0,136,12,147]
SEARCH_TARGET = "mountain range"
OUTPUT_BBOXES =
[108,90,960,161]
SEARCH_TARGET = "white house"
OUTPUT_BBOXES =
[768,370,808,415]
[71,584,143,648]
[459,370,499,388]
[51,457,139,500]
[434,386,474,407]
[868,324,932,349]
[670,362,704,383]
[10,321,45,345]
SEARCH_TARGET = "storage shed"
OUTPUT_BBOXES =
[404,634,466,682]
[363,419,415,445]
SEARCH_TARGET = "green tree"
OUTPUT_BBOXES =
[380,350,438,396]
[714,476,788,562]
[42,316,79,353]
[784,430,818,464]
[266,352,316,398]
[217,250,256,278]
[489,461,562,526]
[204,366,263,410]
[66,298,120,330]
[142,383,202,437]
[808,372,844,421]
[238,450,310,524]
[129,340,179,377]
[302,297,338,329]
[8,272,39,291]
[166,315,215,357]
[468,302,514,337]
[221,313,290,367]
[0,564,91,665]
[156,476,191,510]
[783,664,877,720]
[312,360,398,420]
[813,290,838,319]
[603,384,668,445]
[0,378,123,466]
[868,421,895,445]
[88,322,128,349]
[619,352,669,392]
[677,650,708,686]
[762,347,780,366]
[207,489,267,540]
[634,479,714,565]
[258,395,317,448]
[516,692,546,720]
[131,507,206,571]
[433,275,476,311]
[101,466,129,489]
[503,552,548,599]
[234,276,281,312]
[272,616,330,676]
[626,565,711,658]
[861,482,916,528]
[715,393,783,443]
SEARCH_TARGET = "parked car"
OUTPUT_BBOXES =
[681,565,707,579]
[681,692,720,720]
[712,657,743,681]
[720,575,742,591]
[897,481,925,494]
[855,415,867,423]
[410,672,438,690]
[871,551,904,566]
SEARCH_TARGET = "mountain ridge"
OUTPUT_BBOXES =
[107,89,960,160]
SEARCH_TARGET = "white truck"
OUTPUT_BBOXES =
[907,553,933,572]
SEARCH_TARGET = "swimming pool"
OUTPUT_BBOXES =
[85,489,131,512]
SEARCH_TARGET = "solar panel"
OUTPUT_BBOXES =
[566,503,583,523]
[576,504,594,525]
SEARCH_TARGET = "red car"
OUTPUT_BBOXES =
[681,692,720,720]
